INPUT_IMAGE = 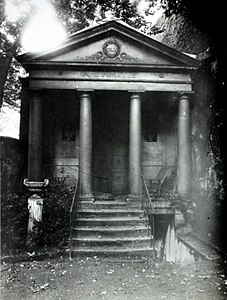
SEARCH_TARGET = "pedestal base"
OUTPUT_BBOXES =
[27,194,44,249]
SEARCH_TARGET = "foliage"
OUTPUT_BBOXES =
[169,193,192,223]
[0,0,33,108]
[148,168,193,223]
[1,183,73,255]
[3,58,26,109]
[1,192,28,255]
[54,0,146,34]
[33,183,73,248]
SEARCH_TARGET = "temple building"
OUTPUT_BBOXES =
[18,20,199,200]
[17,20,201,255]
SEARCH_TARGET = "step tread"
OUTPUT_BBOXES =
[73,237,150,242]
[71,246,153,252]
[78,209,143,213]
[75,226,148,231]
[92,201,127,204]
[77,216,147,221]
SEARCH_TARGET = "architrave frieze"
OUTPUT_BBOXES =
[86,51,137,62]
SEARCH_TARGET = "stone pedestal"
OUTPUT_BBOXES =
[27,194,43,235]
[24,179,49,248]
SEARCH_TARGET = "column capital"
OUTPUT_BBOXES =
[78,89,94,93]
[79,92,92,99]
[128,89,145,93]
[130,93,142,99]
[177,92,193,99]
[28,89,44,98]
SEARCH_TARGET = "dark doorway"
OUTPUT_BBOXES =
[93,92,129,195]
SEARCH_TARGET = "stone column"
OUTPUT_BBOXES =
[27,93,43,181]
[25,92,49,249]
[79,93,93,200]
[177,93,191,198]
[129,94,142,198]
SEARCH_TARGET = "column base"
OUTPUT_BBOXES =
[79,194,94,202]
[127,194,141,200]
[126,194,142,208]
[175,210,185,228]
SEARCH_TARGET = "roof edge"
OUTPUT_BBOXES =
[17,20,200,68]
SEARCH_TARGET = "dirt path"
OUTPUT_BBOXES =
[1,255,227,300]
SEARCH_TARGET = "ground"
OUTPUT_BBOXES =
[1,255,227,300]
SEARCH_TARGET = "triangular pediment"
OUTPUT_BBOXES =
[18,20,199,69]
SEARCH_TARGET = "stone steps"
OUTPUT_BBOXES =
[76,216,147,227]
[71,246,153,257]
[77,209,144,218]
[75,225,148,238]
[83,200,127,209]
[72,236,151,248]
[178,233,221,261]
[70,197,153,258]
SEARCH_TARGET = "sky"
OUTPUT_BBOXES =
[5,0,163,54]
[5,0,67,53]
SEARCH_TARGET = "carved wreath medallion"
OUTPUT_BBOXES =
[86,39,137,62]
[103,40,121,58]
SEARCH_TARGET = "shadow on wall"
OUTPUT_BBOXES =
[191,62,224,250]
[1,136,26,196]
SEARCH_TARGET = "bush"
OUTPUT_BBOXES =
[1,192,28,255]
[1,183,74,255]
[36,183,73,248]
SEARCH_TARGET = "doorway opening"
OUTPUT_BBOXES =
[92,91,129,196]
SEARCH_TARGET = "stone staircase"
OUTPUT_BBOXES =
[70,196,154,258]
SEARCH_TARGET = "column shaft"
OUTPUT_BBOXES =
[129,94,142,197]
[27,94,42,181]
[177,94,191,197]
[79,93,93,198]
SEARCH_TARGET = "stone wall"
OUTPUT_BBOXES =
[190,63,223,247]
[42,95,80,187]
